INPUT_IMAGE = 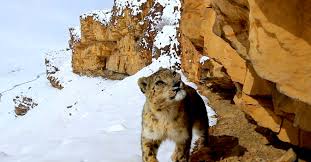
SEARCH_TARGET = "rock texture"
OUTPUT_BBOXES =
[180,0,311,149]
[190,88,286,161]
[247,0,311,105]
[70,7,152,79]
[13,96,38,116]
[276,148,297,162]
[70,0,181,79]
[69,0,311,150]
[180,0,246,90]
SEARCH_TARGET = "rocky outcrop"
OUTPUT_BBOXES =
[13,96,38,116]
[69,0,184,79]
[68,0,310,150]
[70,0,182,79]
[180,0,311,149]
[70,8,151,79]
[180,0,246,90]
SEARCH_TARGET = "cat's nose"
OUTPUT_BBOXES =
[172,81,181,92]
[173,87,180,92]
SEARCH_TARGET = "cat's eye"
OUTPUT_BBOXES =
[155,80,165,86]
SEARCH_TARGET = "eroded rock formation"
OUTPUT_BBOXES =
[180,0,311,149]
[69,0,181,79]
[69,0,311,149]
[70,7,151,79]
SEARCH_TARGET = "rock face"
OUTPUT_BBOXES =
[247,0,311,105]
[70,0,182,79]
[180,0,246,90]
[180,0,311,149]
[69,0,311,149]
[70,8,152,79]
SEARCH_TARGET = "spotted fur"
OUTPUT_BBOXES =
[138,68,209,162]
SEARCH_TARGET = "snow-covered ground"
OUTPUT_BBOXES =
[0,49,216,162]
[0,0,217,161]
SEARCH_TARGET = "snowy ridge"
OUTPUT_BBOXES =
[81,9,112,25]
[45,49,75,88]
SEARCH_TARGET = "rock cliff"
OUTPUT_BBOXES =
[69,7,151,79]
[70,0,311,149]
[180,0,311,150]
[70,0,181,79]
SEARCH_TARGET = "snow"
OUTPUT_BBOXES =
[154,26,177,49]
[140,0,182,70]
[0,49,216,162]
[105,124,126,133]
[115,0,147,16]
[156,0,181,25]
[0,0,217,161]
[45,49,75,88]
[69,26,81,43]
[153,25,180,64]
[81,9,112,25]
[200,56,210,64]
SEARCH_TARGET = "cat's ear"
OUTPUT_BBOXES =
[138,77,148,94]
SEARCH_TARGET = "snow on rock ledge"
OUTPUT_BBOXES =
[80,9,112,25]
[70,0,182,78]
[45,49,74,89]
[115,0,148,16]
[69,26,81,49]
[153,25,180,68]
[199,56,210,65]
[144,0,182,70]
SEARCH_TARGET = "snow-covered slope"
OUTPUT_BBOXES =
[0,49,216,162]
[0,0,217,161]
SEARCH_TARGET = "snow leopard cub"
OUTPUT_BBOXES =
[138,68,209,162]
